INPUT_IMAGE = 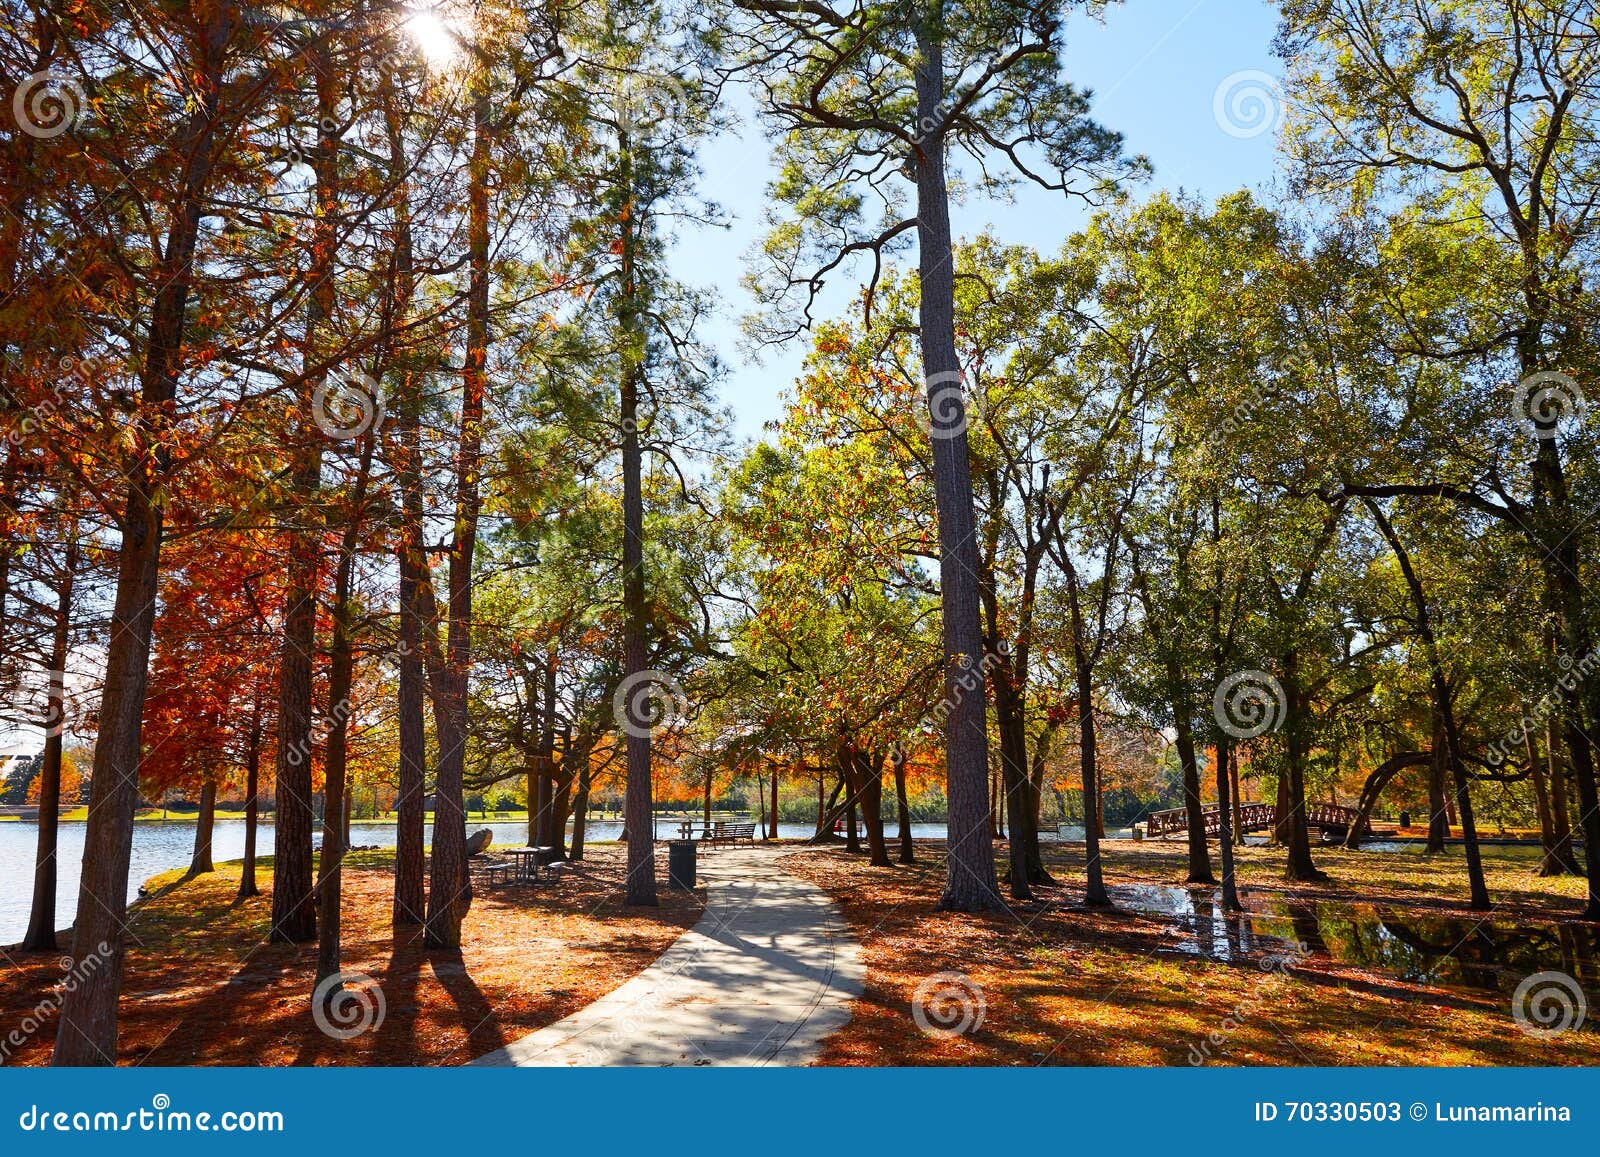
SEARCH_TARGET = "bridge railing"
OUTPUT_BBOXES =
[1143,802,1366,839]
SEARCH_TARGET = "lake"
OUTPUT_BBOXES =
[0,817,959,944]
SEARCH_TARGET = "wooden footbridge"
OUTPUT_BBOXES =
[1144,801,1367,841]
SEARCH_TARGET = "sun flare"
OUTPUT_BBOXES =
[404,6,462,69]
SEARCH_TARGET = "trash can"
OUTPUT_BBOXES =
[668,839,697,890]
[1398,810,1411,829]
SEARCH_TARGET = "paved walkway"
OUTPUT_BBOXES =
[469,846,864,1066]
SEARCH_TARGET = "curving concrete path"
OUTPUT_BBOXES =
[469,847,863,1067]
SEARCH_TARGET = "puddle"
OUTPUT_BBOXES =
[1109,883,1600,999]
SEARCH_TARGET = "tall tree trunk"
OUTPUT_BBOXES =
[1364,500,1488,908]
[317,431,373,981]
[1214,738,1241,911]
[52,7,232,1064]
[552,727,573,859]
[237,688,263,900]
[912,18,1000,913]
[569,746,592,862]
[853,748,892,867]
[188,777,217,876]
[1541,718,1580,875]
[1279,651,1324,882]
[891,748,914,864]
[769,761,781,841]
[1077,662,1110,906]
[811,773,844,842]
[23,533,76,950]
[1172,688,1215,885]
[617,123,658,907]
[1426,707,1449,852]
[383,62,427,929]
[1228,744,1244,847]
[425,80,491,947]
[272,40,343,946]
[1530,401,1600,917]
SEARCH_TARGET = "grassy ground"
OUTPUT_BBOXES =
[0,845,701,1066]
[782,837,1600,1066]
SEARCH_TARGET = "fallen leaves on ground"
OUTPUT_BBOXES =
[781,838,1600,1067]
[0,846,701,1066]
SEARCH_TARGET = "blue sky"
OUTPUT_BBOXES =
[674,0,1286,441]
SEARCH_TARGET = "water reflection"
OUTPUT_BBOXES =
[1111,883,1600,999]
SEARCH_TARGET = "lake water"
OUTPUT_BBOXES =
[0,817,955,944]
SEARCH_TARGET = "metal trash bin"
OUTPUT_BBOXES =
[668,839,697,890]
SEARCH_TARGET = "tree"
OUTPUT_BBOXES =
[725,0,1143,910]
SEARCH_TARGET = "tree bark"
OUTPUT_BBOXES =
[188,777,216,876]
[1364,499,1488,907]
[382,58,427,929]
[237,687,262,900]
[1213,738,1241,911]
[317,430,373,980]
[912,15,1001,913]
[52,7,232,1064]
[1279,651,1325,882]
[23,533,76,950]
[271,38,342,946]
[1172,689,1215,884]
[891,747,914,864]
[1077,664,1110,906]
[425,79,491,946]
[617,120,658,908]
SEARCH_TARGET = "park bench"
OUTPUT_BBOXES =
[707,821,756,847]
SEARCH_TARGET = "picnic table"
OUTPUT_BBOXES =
[499,845,557,884]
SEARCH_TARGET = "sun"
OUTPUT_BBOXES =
[404,5,463,69]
